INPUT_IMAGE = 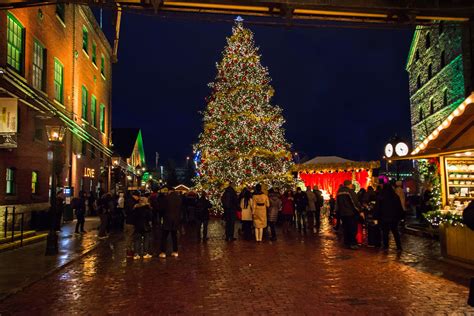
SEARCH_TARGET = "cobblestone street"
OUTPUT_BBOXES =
[0,220,473,314]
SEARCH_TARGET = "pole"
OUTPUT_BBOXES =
[45,144,59,256]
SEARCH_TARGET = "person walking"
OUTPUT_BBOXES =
[336,180,363,249]
[74,191,87,234]
[313,186,324,232]
[97,192,110,239]
[240,188,253,240]
[281,191,295,234]
[159,187,182,258]
[132,195,153,259]
[196,192,211,241]
[305,187,317,233]
[267,188,282,241]
[252,184,269,242]
[294,187,308,234]
[374,183,404,251]
[221,183,239,241]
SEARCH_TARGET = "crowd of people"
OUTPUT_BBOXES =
[61,178,408,260]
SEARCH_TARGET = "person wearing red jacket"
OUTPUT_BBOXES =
[281,191,295,234]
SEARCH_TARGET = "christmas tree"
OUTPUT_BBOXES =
[193,18,294,208]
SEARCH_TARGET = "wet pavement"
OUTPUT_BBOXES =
[0,218,102,301]
[0,219,473,314]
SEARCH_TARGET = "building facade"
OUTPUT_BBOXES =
[0,4,112,228]
[406,21,474,147]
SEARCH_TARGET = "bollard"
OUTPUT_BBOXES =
[469,278,474,307]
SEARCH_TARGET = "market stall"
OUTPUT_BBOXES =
[294,156,380,197]
[398,93,474,265]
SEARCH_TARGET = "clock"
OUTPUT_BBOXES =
[395,142,409,157]
[384,143,394,158]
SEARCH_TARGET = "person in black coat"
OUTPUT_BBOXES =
[74,191,87,234]
[132,196,153,259]
[294,187,308,233]
[374,184,404,251]
[196,192,212,241]
[221,183,239,241]
[160,187,183,258]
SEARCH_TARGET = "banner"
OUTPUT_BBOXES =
[0,98,18,148]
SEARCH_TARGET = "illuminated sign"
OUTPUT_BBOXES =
[0,98,18,148]
[84,168,95,178]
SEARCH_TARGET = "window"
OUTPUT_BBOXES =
[56,3,65,23]
[82,26,88,54]
[443,89,448,107]
[428,64,433,80]
[100,55,105,77]
[54,59,64,104]
[6,168,16,195]
[430,98,435,115]
[419,107,424,122]
[32,40,46,91]
[425,33,431,49]
[92,42,97,65]
[81,85,88,120]
[100,104,105,133]
[441,50,446,68]
[416,75,421,90]
[82,140,87,156]
[439,21,444,35]
[415,49,420,62]
[7,13,25,73]
[91,95,97,127]
[31,171,39,194]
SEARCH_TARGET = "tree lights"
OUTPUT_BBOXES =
[193,18,293,210]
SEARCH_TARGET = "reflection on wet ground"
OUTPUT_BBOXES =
[0,219,473,314]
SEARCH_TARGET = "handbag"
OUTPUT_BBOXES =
[236,210,242,220]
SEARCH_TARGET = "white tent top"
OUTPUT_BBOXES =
[303,156,354,165]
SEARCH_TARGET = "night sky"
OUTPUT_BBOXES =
[99,11,414,168]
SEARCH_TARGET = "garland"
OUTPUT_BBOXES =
[424,210,464,227]
[293,161,380,173]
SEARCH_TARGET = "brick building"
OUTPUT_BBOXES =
[0,4,112,229]
[406,21,474,147]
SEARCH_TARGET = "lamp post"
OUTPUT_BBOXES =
[45,125,66,256]
[384,136,410,180]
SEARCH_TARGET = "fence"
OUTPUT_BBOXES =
[2,207,25,246]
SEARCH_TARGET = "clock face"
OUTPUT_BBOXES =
[395,142,409,157]
[385,143,394,158]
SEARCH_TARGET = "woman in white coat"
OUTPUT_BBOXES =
[240,188,253,240]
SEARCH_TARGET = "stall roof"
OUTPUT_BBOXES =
[303,156,353,164]
[398,93,474,160]
[295,156,380,172]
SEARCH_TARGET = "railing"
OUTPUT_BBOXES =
[3,207,25,247]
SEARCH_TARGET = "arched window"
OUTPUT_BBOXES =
[426,33,431,49]
[430,98,435,115]
[417,75,421,90]
[441,50,446,68]
[415,49,420,61]
[443,89,448,107]
[419,107,424,121]
[428,64,433,80]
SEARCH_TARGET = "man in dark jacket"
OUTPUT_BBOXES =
[221,183,239,241]
[74,191,87,234]
[313,186,324,232]
[336,180,363,249]
[294,187,308,233]
[133,196,153,259]
[196,192,212,241]
[374,184,404,251]
[160,187,182,258]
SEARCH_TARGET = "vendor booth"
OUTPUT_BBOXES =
[398,93,474,265]
[294,156,380,197]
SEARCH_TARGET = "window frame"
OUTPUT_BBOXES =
[419,107,424,122]
[32,39,47,91]
[92,42,97,65]
[6,168,16,195]
[55,3,65,23]
[54,58,64,104]
[428,63,433,80]
[82,26,89,54]
[100,104,105,133]
[31,171,39,195]
[91,95,97,127]
[425,33,431,49]
[81,85,88,121]
[430,98,435,115]
[7,12,25,74]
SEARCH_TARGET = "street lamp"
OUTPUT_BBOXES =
[384,136,410,180]
[45,125,66,256]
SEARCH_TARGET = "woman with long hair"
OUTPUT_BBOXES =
[252,184,269,242]
[240,188,253,240]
